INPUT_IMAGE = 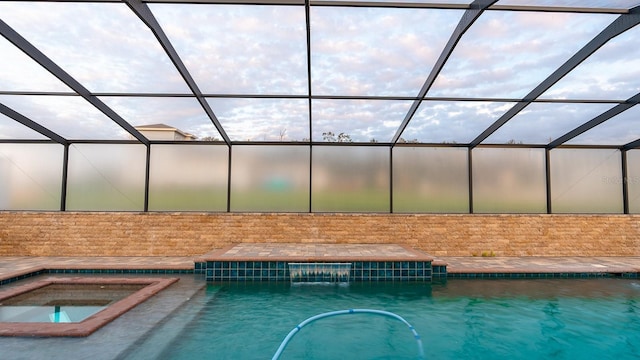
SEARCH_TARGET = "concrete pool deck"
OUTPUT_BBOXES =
[1,243,639,281]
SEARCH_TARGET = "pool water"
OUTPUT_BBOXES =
[129,279,640,360]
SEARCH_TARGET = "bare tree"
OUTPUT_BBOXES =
[322,131,352,142]
[322,131,336,142]
[337,133,352,143]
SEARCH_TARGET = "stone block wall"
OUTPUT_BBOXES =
[0,212,638,257]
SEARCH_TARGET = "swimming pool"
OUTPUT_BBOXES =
[124,278,640,360]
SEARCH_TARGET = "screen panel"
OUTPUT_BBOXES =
[565,106,640,147]
[0,113,49,140]
[312,146,389,212]
[404,101,511,144]
[231,145,309,212]
[311,7,462,96]
[0,95,131,141]
[312,99,412,143]
[428,11,614,98]
[149,145,228,211]
[66,144,146,211]
[151,4,307,95]
[208,98,309,142]
[627,150,640,214]
[483,102,615,145]
[472,147,547,213]
[550,148,623,213]
[540,23,640,101]
[0,1,188,93]
[393,147,468,213]
[0,143,63,210]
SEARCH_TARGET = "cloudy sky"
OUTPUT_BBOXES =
[0,0,639,144]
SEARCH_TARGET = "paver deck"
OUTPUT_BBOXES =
[1,244,639,282]
[199,243,433,262]
[442,256,640,274]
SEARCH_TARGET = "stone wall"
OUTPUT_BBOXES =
[0,212,638,257]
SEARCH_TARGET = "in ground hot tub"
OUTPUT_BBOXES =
[0,277,178,337]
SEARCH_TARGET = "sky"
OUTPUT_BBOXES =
[0,0,639,145]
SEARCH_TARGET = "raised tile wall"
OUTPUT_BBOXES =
[1,212,639,257]
[205,261,432,282]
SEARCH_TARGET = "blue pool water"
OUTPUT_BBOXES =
[131,279,640,360]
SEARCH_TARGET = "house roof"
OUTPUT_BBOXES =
[135,124,196,139]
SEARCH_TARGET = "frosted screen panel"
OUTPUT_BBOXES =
[312,146,389,212]
[0,144,63,210]
[627,150,640,214]
[550,149,623,213]
[393,147,468,213]
[149,145,228,211]
[231,146,309,212]
[473,148,547,213]
[67,144,146,211]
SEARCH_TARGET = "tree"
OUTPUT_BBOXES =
[398,138,420,144]
[337,133,352,143]
[322,131,352,142]
[322,131,336,142]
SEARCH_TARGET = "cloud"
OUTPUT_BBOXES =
[0,2,188,93]
[567,106,640,145]
[428,11,617,98]
[310,7,462,96]
[0,37,71,92]
[541,25,640,100]
[402,101,512,143]
[0,2,637,147]
[207,98,309,141]
[312,99,412,142]
[0,95,128,140]
[484,102,615,144]
[99,97,221,140]
[150,4,308,95]
[0,113,47,140]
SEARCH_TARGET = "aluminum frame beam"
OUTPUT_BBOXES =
[125,0,232,146]
[392,0,497,145]
[0,19,149,145]
[623,138,640,150]
[548,92,640,149]
[0,103,68,145]
[469,8,640,148]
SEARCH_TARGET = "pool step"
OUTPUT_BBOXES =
[196,243,442,282]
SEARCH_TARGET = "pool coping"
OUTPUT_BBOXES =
[0,277,179,337]
[438,256,640,278]
[0,260,194,287]
[0,253,639,286]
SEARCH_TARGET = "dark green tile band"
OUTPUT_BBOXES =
[204,261,433,282]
